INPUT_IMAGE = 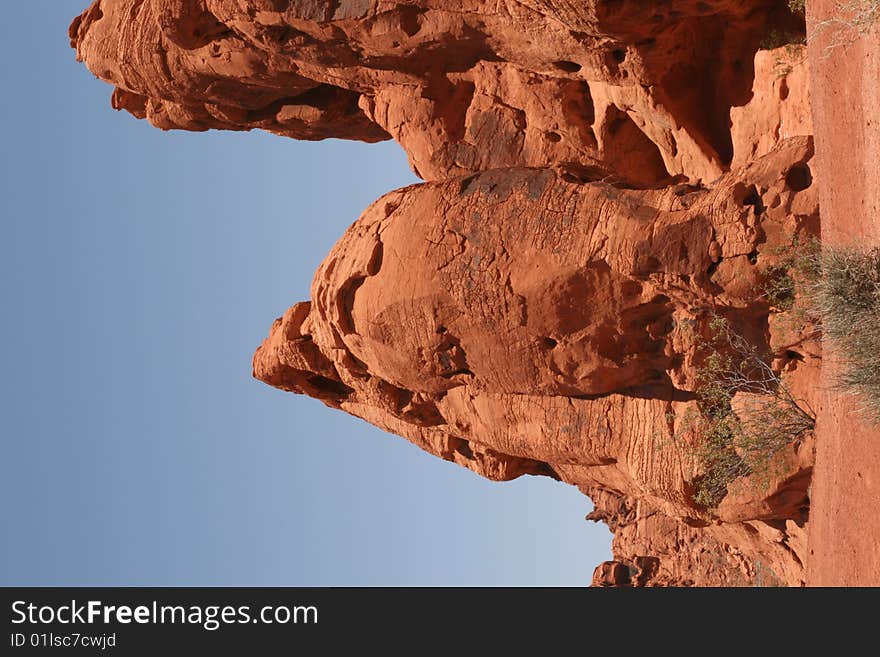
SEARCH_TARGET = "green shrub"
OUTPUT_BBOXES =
[763,240,880,422]
[811,247,880,422]
[762,240,880,424]
[759,29,807,50]
[760,237,821,316]
[670,243,880,507]
[684,317,815,509]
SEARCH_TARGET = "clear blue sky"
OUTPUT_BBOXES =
[0,1,612,585]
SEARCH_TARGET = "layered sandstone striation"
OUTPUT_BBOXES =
[72,0,823,585]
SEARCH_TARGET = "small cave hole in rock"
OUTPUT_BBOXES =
[399,6,423,37]
[639,256,662,273]
[561,80,596,147]
[601,105,669,186]
[306,375,355,397]
[545,131,562,143]
[554,60,582,73]
[785,163,812,191]
[611,48,626,63]
[786,350,805,362]
[748,250,759,265]
[740,184,766,215]
[540,337,558,349]
[436,325,447,334]
[453,438,475,460]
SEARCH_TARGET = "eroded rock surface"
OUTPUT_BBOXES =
[72,0,820,585]
[71,0,808,183]
[254,138,819,586]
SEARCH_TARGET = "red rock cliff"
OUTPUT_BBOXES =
[71,0,821,585]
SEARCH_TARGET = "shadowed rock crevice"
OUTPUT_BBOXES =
[598,106,669,187]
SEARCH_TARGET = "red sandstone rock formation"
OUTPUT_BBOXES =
[70,0,807,183]
[253,139,820,586]
[71,0,822,585]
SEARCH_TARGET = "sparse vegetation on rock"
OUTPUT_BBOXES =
[682,317,815,509]
[799,0,880,55]
[761,239,880,423]
[813,247,880,422]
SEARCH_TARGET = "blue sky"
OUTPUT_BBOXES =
[0,1,612,585]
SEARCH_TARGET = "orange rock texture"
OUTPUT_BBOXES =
[72,0,821,585]
[804,0,880,587]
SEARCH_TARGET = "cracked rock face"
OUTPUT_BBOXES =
[72,0,818,585]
